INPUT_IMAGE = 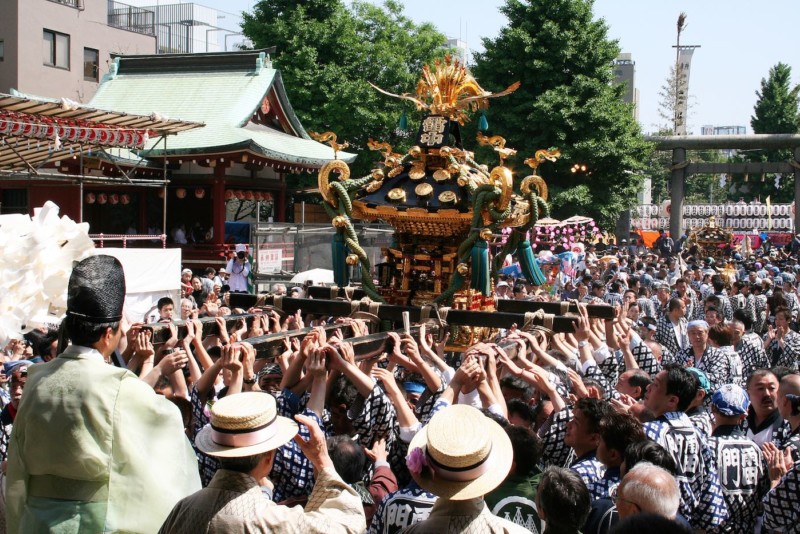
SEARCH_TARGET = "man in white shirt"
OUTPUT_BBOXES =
[225,244,251,293]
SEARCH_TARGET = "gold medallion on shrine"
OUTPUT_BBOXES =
[438,191,457,204]
[388,188,407,202]
[433,169,451,182]
[415,183,433,198]
[408,165,426,180]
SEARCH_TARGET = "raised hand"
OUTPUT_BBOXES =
[220,343,243,373]
[293,414,333,471]
[164,322,179,349]
[158,349,189,375]
[134,331,155,360]
[365,437,388,464]
[308,348,327,379]
[372,366,399,392]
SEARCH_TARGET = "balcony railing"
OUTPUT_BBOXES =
[107,0,156,36]
[91,233,166,248]
[47,0,84,9]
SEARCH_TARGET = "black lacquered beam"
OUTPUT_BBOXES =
[307,286,367,300]
[146,314,251,344]
[230,323,369,360]
[230,292,615,321]
[497,300,616,320]
[444,309,577,331]
[240,325,432,360]
[235,295,578,333]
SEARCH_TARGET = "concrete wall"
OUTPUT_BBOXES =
[0,1,21,96]
[2,0,155,102]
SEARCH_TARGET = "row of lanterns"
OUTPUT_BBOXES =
[84,188,275,205]
[224,190,274,202]
[85,193,130,205]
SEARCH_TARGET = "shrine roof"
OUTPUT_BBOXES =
[88,50,355,166]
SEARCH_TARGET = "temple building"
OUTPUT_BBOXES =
[0,49,353,264]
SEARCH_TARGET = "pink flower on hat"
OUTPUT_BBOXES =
[406,447,429,476]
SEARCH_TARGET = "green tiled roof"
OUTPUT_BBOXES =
[88,50,355,166]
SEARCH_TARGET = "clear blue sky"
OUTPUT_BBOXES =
[199,0,800,135]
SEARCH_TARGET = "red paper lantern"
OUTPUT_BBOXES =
[120,194,130,205]
[97,193,108,205]
[176,188,187,199]
[254,192,264,201]
[224,190,234,201]
[263,192,273,201]
[195,188,206,199]
[234,190,245,200]
[85,193,96,204]
[244,191,255,201]
[109,194,119,205]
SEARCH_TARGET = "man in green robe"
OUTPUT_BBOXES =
[6,255,201,533]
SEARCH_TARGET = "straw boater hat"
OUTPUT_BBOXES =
[195,392,298,458]
[407,404,512,500]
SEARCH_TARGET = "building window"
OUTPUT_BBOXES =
[1,189,28,215]
[43,29,69,69]
[83,48,99,81]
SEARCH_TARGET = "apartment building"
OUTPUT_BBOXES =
[0,0,156,102]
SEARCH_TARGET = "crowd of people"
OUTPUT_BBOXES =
[1,230,800,533]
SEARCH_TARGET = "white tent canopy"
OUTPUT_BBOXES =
[101,248,181,323]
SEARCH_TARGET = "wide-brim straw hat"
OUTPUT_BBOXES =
[196,392,298,458]
[408,404,512,500]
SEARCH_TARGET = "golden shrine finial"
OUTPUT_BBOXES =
[476,132,517,167]
[369,55,520,125]
[524,149,561,171]
[310,131,349,159]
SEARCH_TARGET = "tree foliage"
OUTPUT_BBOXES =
[471,0,651,230]
[729,62,800,202]
[242,0,447,181]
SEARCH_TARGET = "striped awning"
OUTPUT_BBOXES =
[0,92,203,172]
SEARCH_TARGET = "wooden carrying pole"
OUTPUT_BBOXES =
[229,294,614,331]
[141,315,436,361]
[144,296,613,361]
[142,314,538,362]
[242,289,614,320]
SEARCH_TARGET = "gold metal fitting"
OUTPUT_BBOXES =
[457,263,469,276]
[408,146,422,158]
[415,183,433,197]
[408,164,426,180]
[433,169,451,182]
[371,169,385,181]
[388,188,407,202]
[388,166,404,178]
[480,228,494,241]
[438,190,457,204]
[332,215,348,228]
[346,254,360,266]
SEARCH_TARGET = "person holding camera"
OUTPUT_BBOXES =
[226,244,251,294]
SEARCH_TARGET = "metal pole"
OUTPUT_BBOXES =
[162,136,167,236]
[794,146,800,232]
[673,14,685,136]
[79,144,84,223]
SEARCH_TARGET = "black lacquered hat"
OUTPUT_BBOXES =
[66,255,126,323]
